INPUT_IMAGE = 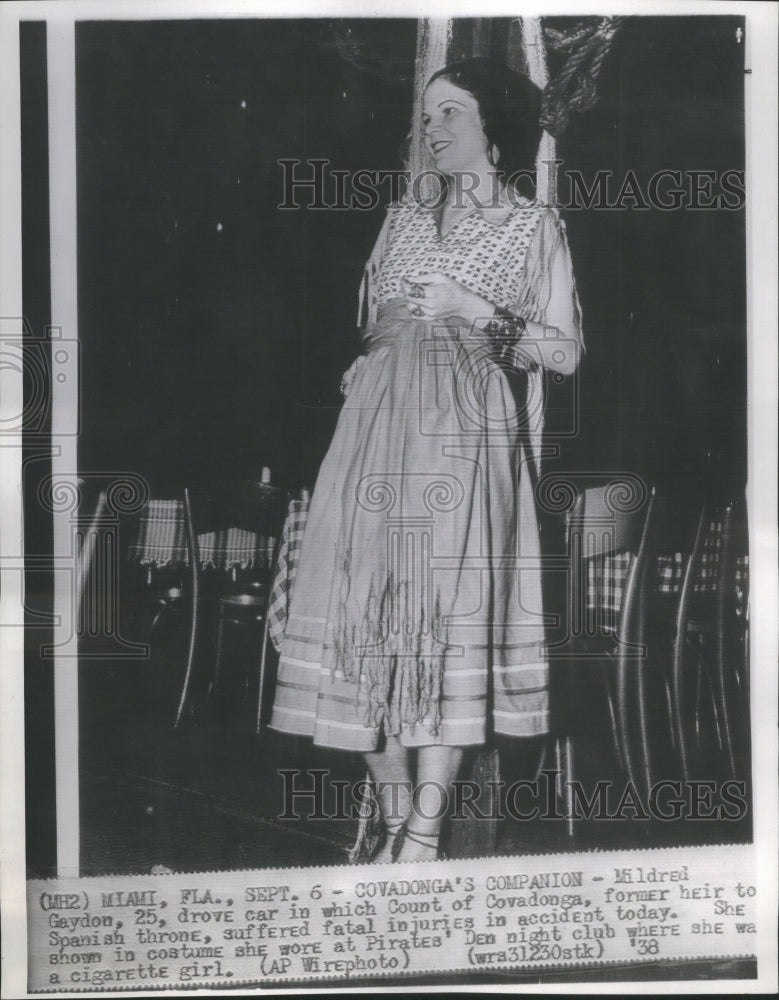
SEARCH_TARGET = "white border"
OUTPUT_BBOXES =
[0,5,27,998]
[743,6,779,993]
[47,17,81,880]
[1,1,776,996]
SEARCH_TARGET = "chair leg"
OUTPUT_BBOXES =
[600,664,625,772]
[211,610,227,699]
[616,655,640,792]
[175,488,199,729]
[635,655,653,798]
[663,676,677,752]
[694,658,704,748]
[555,736,575,839]
[732,626,750,772]
[673,599,701,783]
[671,632,690,783]
[713,635,738,780]
[256,612,271,735]
[707,670,724,752]
[174,594,198,730]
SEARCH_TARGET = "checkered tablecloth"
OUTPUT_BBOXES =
[266,503,749,648]
[127,499,275,571]
[588,550,749,631]
[268,499,311,651]
[128,500,188,566]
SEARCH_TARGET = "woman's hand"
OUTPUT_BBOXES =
[340,355,367,398]
[401,272,493,326]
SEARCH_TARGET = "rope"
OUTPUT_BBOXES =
[540,17,623,137]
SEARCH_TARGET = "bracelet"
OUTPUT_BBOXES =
[485,307,539,372]
[485,306,527,340]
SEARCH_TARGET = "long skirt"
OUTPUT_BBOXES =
[269,299,549,749]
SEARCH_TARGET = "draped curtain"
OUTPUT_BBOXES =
[407,18,555,204]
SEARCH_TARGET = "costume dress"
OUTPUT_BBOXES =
[270,194,582,750]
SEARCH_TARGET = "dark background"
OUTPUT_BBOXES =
[73,16,746,499]
[75,19,417,493]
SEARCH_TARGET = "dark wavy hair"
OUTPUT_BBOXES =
[426,57,543,192]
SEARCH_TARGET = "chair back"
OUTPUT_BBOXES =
[681,496,748,617]
[568,482,649,558]
[671,494,749,781]
[557,480,657,798]
[566,482,656,638]
[174,481,290,729]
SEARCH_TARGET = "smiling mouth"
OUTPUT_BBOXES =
[431,140,452,155]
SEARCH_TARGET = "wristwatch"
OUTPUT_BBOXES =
[485,307,538,372]
[485,306,527,340]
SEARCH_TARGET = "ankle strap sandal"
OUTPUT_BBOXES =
[391,824,442,861]
[383,821,404,843]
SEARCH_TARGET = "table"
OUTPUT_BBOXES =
[127,498,276,573]
[588,551,749,631]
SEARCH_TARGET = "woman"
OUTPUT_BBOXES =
[270,58,583,862]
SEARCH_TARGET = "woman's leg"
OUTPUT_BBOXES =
[363,735,413,862]
[394,744,464,862]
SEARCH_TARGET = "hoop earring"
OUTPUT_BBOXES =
[488,143,500,166]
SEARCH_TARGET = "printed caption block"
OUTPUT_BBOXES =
[28,844,756,990]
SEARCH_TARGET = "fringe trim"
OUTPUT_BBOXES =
[332,555,447,738]
[511,208,583,479]
[347,772,381,864]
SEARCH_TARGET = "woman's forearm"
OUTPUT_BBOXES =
[516,319,581,375]
[460,295,581,376]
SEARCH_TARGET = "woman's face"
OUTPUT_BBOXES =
[422,77,491,177]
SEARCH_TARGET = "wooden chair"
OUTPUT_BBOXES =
[174,481,288,730]
[552,481,658,835]
[671,498,749,782]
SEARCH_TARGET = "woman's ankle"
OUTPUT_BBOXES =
[393,826,440,862]
[370,819,406,863]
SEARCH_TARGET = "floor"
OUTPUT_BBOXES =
[72,643,752,877]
